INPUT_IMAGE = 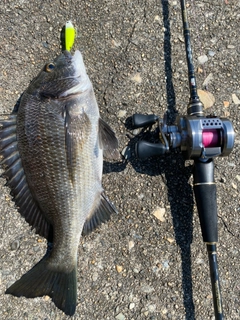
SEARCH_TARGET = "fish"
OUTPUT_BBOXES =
[0,50,120,316]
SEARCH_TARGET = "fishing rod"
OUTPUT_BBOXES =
[131,1,235,319]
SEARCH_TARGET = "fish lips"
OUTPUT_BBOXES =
[61,50,92,97]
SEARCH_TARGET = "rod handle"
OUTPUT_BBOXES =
[193,159,218,243]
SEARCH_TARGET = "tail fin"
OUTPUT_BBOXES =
[6,256,77,316]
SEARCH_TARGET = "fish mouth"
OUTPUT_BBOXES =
[59,50,92,98]
[66,50,86,79]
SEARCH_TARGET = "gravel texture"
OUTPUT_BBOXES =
[0,0,239,319]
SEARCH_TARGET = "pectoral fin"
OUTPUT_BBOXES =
[65,109,91,180]
[99,118,120,160]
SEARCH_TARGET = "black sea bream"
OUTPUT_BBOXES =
[0,50,119,316]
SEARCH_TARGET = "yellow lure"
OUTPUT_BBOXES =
[64,21,75,51]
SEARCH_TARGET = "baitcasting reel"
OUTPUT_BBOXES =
[132,0,235,318]
[133,109,235,160]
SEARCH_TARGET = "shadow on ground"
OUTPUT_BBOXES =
[124,1,196,319]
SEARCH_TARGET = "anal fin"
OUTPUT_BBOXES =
[82,192,117,235]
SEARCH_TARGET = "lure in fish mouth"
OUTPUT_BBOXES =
[0,49,120,316]
[29,50,92,100]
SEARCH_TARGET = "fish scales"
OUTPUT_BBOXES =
[18,97,91,267]
[0,50,120,316]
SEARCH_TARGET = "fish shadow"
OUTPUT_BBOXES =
[103,159,127,174]
[123,1,196,318]
[10,94,23,114]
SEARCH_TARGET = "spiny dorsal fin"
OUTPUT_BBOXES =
[0,115,50,238]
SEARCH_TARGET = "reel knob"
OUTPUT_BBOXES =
[135,140,166,159]
[132,114,158,129]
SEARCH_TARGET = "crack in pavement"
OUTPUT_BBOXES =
[218,214,238,238]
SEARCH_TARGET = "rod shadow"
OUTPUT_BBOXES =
[124,1,196,319]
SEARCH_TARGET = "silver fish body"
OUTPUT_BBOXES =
[0,50,119,315]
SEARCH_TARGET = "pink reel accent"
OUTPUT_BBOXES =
[202,129,219,147]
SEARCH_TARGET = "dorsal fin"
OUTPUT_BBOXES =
[0,115,50,239]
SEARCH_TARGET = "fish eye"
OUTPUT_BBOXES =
[45,63,55,72]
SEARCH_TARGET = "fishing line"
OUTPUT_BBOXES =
[190,0,208,88]
[131,1,235,318]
